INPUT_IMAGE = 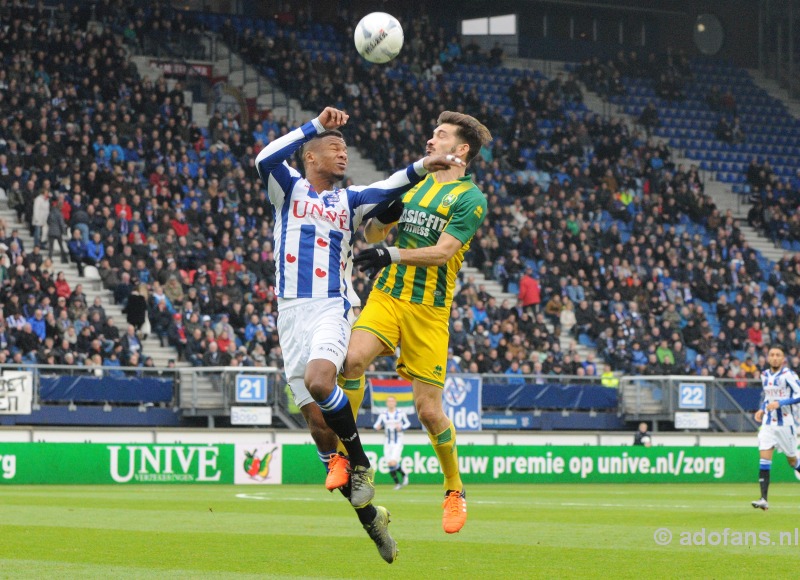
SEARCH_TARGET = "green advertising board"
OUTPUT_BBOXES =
[0,443,235,484]
[285,444,777,485]
[0,442,782,485]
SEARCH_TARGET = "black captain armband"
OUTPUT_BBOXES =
[373,200,404,227]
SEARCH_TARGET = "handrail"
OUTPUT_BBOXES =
[709,382,759,431]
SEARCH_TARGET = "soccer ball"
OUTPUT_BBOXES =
[353,12,404,64]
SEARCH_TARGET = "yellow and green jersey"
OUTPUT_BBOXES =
[374,174,487,308]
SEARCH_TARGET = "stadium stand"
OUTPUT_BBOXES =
[0,1,783,430]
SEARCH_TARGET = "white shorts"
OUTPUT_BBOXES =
[383,443,404,464]
[278,297,352,409]
[758,424,798,458]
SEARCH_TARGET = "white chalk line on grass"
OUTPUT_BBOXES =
[233,492,778,510]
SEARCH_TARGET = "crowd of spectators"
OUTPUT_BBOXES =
[745,158,800,248]
[576,48,691,102]
[0,2,284,376]
[0,2,795,387]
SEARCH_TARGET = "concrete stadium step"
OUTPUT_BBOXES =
[178,370,225,409]
[0,202,187,368]
[621,383,663,415]
[129,55,163,83]
[737,223,786,262]
[557,57,795,293]
[748,68,800,120]
[703,181,747,219]
[192,102,209,129]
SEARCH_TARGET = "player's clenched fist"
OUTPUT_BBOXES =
[318,107,349,130]
[354,246,400,279]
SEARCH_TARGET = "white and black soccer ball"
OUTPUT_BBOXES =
[353,12,404,64]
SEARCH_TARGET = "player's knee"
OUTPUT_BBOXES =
[305,381,325,399]
[416,405,443,430]
[305,373,333,399]
[342,353,367,379]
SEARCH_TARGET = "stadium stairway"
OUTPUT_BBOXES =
[0,208,223,415]
[748,68,800,120]
[565,62,787,266]
[129,55,210,130]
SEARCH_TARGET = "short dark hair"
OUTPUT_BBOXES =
[436,111,492,165]
[301,129,345,157]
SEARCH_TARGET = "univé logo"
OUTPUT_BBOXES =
[243,446,277,481]
[108,445,221,483]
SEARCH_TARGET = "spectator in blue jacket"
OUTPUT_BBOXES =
[67,229,88,276]
[103,352,125,378]
[27,309,46,341]
[85,231,105,265]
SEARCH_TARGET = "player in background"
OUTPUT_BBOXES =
[633,422,652,447]
[344,111,492,534]
[255,106,464,562]
[374,396,411,490]
[751,345,800,510]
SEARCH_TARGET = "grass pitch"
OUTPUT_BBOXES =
[0,483,797,578]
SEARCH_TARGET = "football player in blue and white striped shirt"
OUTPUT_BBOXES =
[752,346,800,510]
[256,106,464,562]
[374,396,412,489]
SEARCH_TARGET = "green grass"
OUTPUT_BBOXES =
[1,483,798,578]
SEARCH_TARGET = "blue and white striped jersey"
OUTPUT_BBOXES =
[760,366,800,427]
[374,409,411,445]
[255,118,426,305]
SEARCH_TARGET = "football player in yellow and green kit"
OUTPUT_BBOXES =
[344,111,492,534]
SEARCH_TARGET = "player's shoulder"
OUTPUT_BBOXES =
[456,178,487,201]
[451,181,487,219]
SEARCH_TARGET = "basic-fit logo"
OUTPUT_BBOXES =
[444,376,469,406]
[243,446,278,482]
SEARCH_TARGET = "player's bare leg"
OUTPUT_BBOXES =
[414,379,467,533]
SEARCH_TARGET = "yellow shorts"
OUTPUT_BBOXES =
[353,288,449,388]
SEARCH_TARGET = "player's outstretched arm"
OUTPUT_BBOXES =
[255,107,348,193]
[421,154,466,173]
[355,233,464,279]
[353,154,465,239]
[364,200,404,243]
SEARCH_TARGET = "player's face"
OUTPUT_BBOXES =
[308,135,348,180]
[426,123,468,161]
[768,348,785,370]
[386,396,396,411]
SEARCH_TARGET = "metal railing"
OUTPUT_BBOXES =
[2,364,765,432]
[206,33,295,125]
[620,375,760,432]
